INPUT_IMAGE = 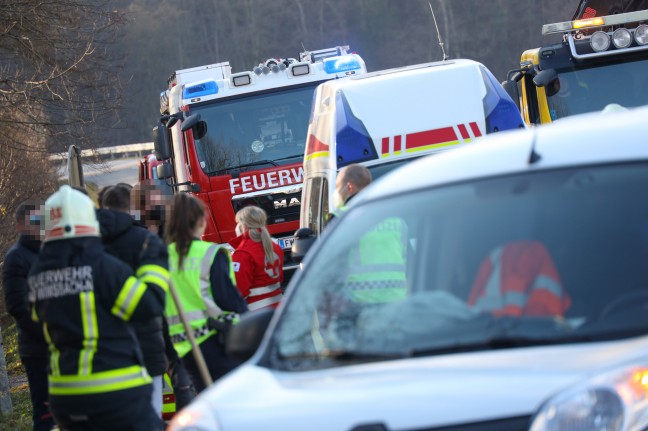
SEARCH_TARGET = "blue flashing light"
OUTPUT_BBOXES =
[183,81,219,99]
[324,55,361,74]
[480,67,525,133]
[335,92,378,168]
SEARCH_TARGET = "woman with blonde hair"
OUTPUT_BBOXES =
[164,193,248,392]
[230,205,284,311]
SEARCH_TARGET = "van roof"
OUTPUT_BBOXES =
[323,58,484,90]
[355,105,648,204]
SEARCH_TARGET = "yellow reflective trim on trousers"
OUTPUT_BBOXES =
[31,304,38,322]
[162,401,176,414]
[111,276,147,321]
[49,365,151,396]
[43,323,60,376]
[79,292,98,376]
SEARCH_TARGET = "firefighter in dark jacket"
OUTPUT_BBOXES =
[28,185,168,431]
[2,200,55,431]
[96,184,172,418]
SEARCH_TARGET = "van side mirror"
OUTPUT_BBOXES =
[152,122,172,160]
[291,227,316,264]
[226,308,275,361]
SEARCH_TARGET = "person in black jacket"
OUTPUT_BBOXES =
[97,184,171,418]
[28,185,167,431]
[97,183,196,414]
[2,199,55,431]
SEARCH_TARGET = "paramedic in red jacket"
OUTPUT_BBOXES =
[230,206,284,311]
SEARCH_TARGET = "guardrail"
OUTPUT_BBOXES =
[49,142,154,161]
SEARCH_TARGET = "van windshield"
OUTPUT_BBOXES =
[269,162,648,371]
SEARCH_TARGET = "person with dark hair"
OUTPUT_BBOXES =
[131,182,172,238]
[115,182,133,192]
[165,193,248,392]
[2,199,55,431]
[97,185,111,209]
[96,184,171,418]
[231,206,284,311]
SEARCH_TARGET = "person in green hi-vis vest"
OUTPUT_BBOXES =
[164,193,248,393]
[328,164,409,304]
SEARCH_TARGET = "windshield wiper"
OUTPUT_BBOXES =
[208,154,304,175]
[270,154,303,163]
[208,159,278,175]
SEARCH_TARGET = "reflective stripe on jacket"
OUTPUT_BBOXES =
[344,217,408,303]
[468,241,571,317]
[166,241,236,357]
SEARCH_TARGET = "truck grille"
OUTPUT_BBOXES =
[231,187,301,226]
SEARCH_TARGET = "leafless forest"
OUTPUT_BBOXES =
[115,0,577,144]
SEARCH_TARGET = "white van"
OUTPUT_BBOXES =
[167,105,648,431]
[300,59,525,235]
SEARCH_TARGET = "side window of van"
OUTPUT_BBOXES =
[320,179,329,232]
[306,177,323,233]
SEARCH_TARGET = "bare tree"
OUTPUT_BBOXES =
[0,0,127,155]
[0,0,127,308]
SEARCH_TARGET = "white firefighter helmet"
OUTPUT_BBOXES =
[44,185,99,242]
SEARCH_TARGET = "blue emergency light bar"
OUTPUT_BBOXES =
[324,55,361,74]
[183,81,219,99]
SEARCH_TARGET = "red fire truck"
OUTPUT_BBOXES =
[143,46,367,276]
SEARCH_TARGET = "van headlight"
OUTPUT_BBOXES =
[530,362,648,431]
[166,404,220,431]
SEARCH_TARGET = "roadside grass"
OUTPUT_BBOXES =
[1,313,31,431]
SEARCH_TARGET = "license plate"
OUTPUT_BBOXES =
[278,237,294,250]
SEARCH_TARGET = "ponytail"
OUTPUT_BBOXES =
[166,193,205,269]
[235,206,276,264]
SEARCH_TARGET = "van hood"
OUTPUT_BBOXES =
[194,335,648,430]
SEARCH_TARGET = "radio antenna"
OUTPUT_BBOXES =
[428,1,448,61]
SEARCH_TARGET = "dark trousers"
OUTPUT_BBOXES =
[50,384,163,431]
[22,355,55,431]
[182,335,242,393]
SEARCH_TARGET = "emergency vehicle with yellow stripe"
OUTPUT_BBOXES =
[144,46,367,274]
[505,1,648,125]
[301,59,525,234]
